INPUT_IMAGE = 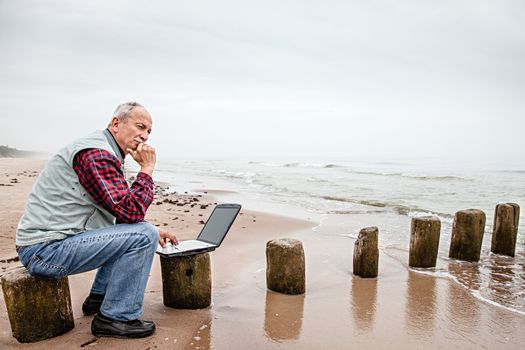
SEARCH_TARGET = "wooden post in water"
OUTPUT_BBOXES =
[409,216,441,268]
[491,203,520,257]
[353,226,379,278]
[1,266,74,343]
[160,253,211,309]
[266,238,305,295]
[448,209,486,262]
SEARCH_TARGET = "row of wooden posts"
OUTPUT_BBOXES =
[354,202,521,278]
[1,203,520,342]
[264,202,521,294]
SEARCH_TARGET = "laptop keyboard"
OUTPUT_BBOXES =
[158,240,214,254]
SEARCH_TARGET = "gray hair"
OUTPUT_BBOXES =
[110,101,143,125]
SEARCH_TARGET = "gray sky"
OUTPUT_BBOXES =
[1,0,524,161]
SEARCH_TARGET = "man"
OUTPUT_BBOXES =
[16,102,177,338]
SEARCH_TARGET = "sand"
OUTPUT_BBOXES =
[1,158,524,349]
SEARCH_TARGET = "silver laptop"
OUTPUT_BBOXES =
[156,203,241,257]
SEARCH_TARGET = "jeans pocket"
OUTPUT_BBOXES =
[17,246,31,266]
[26,254,67,279]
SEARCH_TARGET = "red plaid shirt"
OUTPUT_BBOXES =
[73,148,153,224]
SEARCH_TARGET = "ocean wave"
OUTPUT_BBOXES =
[493,169,525,174]
[392,205,411,216]
[306,177,331,183]
[245,161,346,169]
[329,209,388,215]
[346,169,404,177]
[245,161,472,182]
[321,195,356,203]
[321,196,389,209]
[402,174,472,181]
[319,195,454,219]
[283,162,302,168]
[345,169,472,182]
[408,209,455,220]
[248,161,284,167]
[282,162,344,169]
[219,170,257,182]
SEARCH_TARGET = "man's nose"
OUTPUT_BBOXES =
[140,132,149,142]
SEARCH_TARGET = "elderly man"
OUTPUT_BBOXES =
[15,102,177,338]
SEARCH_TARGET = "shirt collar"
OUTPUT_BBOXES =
[103,128,126,163]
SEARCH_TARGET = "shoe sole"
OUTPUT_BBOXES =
[92,328,155,339]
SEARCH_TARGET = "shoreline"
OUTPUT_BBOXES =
[1,158,524,349]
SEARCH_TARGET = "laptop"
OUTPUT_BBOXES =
[156,203,241,257]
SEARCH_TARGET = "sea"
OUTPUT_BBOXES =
[149,157,525,315]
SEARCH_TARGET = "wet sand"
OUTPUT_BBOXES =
[1,158,524,349]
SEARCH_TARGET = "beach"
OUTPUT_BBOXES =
[1,157,524,349]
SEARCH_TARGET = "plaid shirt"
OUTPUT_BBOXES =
[73,148,153,224]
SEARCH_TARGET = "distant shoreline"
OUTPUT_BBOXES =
[0,145,46,158]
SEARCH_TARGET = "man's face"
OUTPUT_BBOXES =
[110,107,153,154]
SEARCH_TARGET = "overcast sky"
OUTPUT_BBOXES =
[0,0,524,162]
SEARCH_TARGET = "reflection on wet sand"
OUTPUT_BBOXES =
[448,260,483,292]
[486,254,525,312]
[264,291,305,342]
[405,271,437,337]
[488,263,515,307]
[350,277,377,332]
[447,262,481,334]
[185,313,212,350]
[447,249,525,314]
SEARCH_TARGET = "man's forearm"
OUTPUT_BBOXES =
[74,149,154,223]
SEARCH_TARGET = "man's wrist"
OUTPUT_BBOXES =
[140,167,154,177]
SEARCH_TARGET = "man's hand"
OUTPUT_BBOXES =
[127,143,156,177]
[158,229,178,248]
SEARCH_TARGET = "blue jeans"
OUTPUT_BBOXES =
[17,222,159,321]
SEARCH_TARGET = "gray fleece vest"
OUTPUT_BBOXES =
[16,129,125,246]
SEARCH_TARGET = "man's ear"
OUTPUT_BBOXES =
[109,117,120,133]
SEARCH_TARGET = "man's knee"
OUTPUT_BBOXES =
[136,221,159,245]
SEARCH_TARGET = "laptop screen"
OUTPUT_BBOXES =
[198,204,241,245]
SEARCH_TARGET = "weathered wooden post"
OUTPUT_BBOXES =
[491,203,520,257]
[353,226,379,278]
[160,253,211,309]
[409,216,441,268]
[1,266,74,343]
[266,238,305,295]
[448,209,486,262]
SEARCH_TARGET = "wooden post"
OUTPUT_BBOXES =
[448,209,486,262]
[1,266,74,343]
[409,216,441,268]
[160,253,211,309]
[491,203,520,257]
[266,238,305,295]
[353,227,379,278]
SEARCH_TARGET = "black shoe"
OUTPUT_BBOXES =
[91,313,156,338]
[82,293,104,316]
